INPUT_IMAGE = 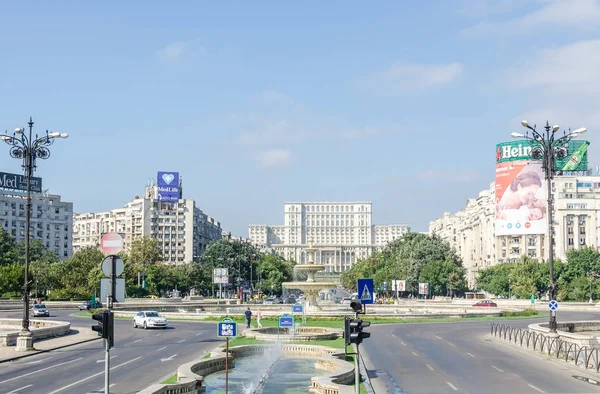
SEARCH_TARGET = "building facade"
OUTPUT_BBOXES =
[429,175,600,289]
[73,185,222,263]
[0,192,73,259]
[249,202,410,272]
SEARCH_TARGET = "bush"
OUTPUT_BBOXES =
[126,285,149,299]
[501,308,538,317]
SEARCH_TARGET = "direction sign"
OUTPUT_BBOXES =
[102,256,124,277]
[357,278,374,305]
[100,232,124,255]
[548,300,559,311]
[217,318,237,337]
[292,304,303,314]
[279,313,294,328]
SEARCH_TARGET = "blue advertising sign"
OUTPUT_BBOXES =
[357,278,374,305]
[157,171,180,202]
[292,304,303,314]
[279,313,294,328]
[0,172,42,193]
[217,318,237,337]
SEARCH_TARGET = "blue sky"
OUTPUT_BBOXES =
[1,0,599,235]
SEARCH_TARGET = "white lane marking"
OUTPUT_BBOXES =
[411,351,418,356]
[435,335,442,340]
[528,384,545,393]
[96,356,116,363]
[6,384,33,393]
[155,333,161,336]
[161,354,178,362]
[400,341,407,346]
[177,339,186,343]
[491,365,504,372]
[0,357,83,385]
[89,383,116,393]
[156,346,168,352]
[426,364,434,371]
[133,339,142,343]
[48,357,142,393]
[196,332,202,336]
[27,357,53,365]
[447,382,458,391]
[447,342,457,348]
[392,333,398,338]
[466,352,476,358]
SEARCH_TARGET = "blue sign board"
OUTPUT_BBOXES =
[279,313,294,328]
[157,171,180,202]
[548,300,559,311]
[357,278,374,305]
[292,304,303,314]
[217,318,237,337]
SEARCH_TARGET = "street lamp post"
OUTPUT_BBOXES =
[1,117,68,351]
[512,120,587,333]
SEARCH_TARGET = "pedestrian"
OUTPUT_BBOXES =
[245,307,252,329]
[256,309,263,328]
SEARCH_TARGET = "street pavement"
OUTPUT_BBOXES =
[0,309,220,394]
[362,311,600,394]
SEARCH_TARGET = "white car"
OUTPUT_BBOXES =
[133,311,168,329]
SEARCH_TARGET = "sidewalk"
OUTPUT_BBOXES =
[0,326,101,363]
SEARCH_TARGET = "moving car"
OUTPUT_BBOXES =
[473,300,497,307]
[79,300,103,310]
[31,304,49,317]
[133,311,168,329]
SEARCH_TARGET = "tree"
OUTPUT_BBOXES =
[50,247,105,299]
[0,227,16,266]
[418,260,467,296]
[476,263,511,297]
[0,264,23,295]
[201,239,261,289]
[127,237,161,285]
[260,254,294,295]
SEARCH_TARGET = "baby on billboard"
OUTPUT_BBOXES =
[496,165,547,223]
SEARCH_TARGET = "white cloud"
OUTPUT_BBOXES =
[252,148,291,168]
[157,42,187,61]
[360,63,464,94]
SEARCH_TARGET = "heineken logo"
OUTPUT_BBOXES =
[496,143,532,162]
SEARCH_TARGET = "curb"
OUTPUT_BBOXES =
[0,336,101,364]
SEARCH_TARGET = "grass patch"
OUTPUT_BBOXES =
[501,308,538,317]
[160,374,177,384]
[203,353,211,359]
[72,311,131,319]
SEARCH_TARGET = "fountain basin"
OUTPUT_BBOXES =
[243,326,342,342]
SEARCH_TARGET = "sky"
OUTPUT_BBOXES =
[1,0,599,236]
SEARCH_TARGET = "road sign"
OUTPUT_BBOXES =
[292,304,303,314]
[100,278,125,303]
[102,256,124,277]
[279,313,294,328]
[217,318,237,337]
[100,232,124,255]
[213,268,229,284]
[548,300,559,311]
[357,278,374,305]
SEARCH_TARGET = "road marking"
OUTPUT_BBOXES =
[48,357,142,393]
[96,356,116,363]
[6,384,33,393]
[447,382,458,391]
[400,341,407,346]
[155,333,161,336]
[161,354,178,362]
[196,332,202,336]
[177,339,186,343]
[133,339,142,343]
[466,352,476,358]
[435,335,442,340]
[392,333,398,338]
[426,364,434,371]
[27,357,53,365]
[0,357,83,385]
[88,383,116,393]
[528,384,545,393]
[491,365,504,372]
[156,346,168,352]
[447,342,457,348]
[411,351,418,356]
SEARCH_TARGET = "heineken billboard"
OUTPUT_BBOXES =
[495,140,590,171]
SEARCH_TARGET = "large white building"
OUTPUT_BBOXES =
[249,202,410,272]
[0,192,73,259]
[429,175,600,289]
[73,184,222,263]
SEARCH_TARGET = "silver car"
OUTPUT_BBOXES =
[133,311,168,329]
[31,304,49,317]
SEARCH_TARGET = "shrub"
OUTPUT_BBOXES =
[501,308,538,317]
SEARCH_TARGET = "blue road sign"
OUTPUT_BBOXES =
[217,318,237,337]
[279,313,294,328]
[357,278,374,305]
[292,304,303,314]
[383,283,387,291]
[548,300,559,311]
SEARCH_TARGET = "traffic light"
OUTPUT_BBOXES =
[92,310,114,348]
[344,316,351,346]
[350,300,362,313]
[349,318,371,345]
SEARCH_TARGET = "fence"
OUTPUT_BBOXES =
[490,322,600,372]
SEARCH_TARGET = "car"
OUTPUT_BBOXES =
[31,304,49,317]
[473,300,497,307]
[79,300,103,311]
[340,297,352,305]
[133,311,168,329]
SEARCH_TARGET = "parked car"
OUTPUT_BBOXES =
[263,296,283,304]
[341,297,352,305]
[133,311,168,329]
[283,295,297,304]
[473,300,497,307]
[31,304,49,317]
[79,300,103,311]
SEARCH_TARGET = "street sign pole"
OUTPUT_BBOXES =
[225,336,229,394]
[355,342,360,394]
[105,293,110,394]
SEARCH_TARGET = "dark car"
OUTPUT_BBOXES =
[283,295,297,304]
[473,300,497,307]
[79,300,103,311]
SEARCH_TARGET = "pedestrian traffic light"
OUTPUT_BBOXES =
[92,310,114,348]
[349,318,371,345]
[344,316,351,346]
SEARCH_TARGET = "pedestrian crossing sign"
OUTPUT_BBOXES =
[357,278,374,305]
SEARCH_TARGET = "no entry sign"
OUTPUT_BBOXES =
[101,232,124,255]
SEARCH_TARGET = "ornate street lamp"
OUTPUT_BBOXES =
[1,117,68,351]
[512,120,587,333]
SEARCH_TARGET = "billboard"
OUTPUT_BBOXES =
[392,280,405,292]
[495,140,590,171]
[157,171,179,202]
[496,141,549,236]
[418,283,429,295]
[0,172,42,193]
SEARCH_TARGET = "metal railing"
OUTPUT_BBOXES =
[490,322,600,372]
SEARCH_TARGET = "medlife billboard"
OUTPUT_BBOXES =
[157,171,180,202]
[0,172,42,193]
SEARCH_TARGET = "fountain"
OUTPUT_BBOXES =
[282,241,337,311]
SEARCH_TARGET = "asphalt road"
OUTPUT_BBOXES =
[362,311,600,394]
[0,309,220,394]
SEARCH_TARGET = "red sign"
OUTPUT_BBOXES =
[101,232,124,255]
